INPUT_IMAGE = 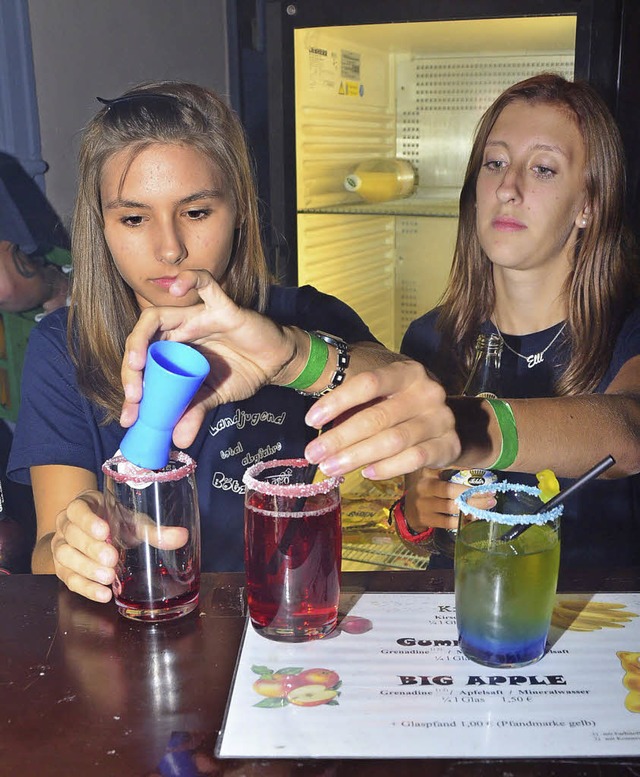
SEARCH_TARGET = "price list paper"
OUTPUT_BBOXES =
[216,592,640,759]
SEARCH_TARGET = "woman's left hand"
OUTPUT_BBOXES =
[303,360,461,479]
[120,270,302,448]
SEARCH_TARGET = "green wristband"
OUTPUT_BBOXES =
[283,331,329,391]
[486,399,519,470]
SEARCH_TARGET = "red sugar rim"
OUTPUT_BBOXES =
[102,451,196,484]
[242,457,342,497]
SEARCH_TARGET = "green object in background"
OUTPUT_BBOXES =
[0,247,71,422]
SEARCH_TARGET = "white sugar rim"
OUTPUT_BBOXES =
[102,451,196,484]
[455,480,563,526]
[246,495,340,519]
[242,457,342,497]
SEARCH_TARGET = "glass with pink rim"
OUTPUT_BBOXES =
[242,458,342,641]
[102,451,201,622]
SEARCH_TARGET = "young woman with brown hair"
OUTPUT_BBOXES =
[303,74,640,568]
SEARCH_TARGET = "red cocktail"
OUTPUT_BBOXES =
[243,458,342,641]
[114,553,200,622]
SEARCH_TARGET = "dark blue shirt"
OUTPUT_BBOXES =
[8,285,377,572]
[402,306,640,569]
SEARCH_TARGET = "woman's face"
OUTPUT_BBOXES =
[475,99,588,275]
[100,142,237,309]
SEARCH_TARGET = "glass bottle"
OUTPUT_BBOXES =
[432,333,502,558]
[343,158,417,203]
[461,332,503,398]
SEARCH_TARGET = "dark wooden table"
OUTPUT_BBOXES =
[1,568,639,776]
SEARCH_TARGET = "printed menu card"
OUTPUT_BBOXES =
[216,591,640,759]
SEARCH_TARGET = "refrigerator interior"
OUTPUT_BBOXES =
[293,16,576,352]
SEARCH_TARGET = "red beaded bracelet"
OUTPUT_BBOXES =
[388,495,436,545]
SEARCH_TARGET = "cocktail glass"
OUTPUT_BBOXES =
[454,481,563,668]
[242,458,342,642]
[102,451,201,622]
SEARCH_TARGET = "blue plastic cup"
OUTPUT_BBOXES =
[120,341,210,470]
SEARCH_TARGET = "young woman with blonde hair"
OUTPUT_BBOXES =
[7,81,433,601]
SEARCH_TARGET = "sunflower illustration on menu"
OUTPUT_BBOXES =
[551,597,640,714]
[617,652,640,713]
[552,598,638,632]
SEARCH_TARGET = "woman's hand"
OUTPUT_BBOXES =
[303,360,461,479]
[404,468,497,532]
[49,490,190,604]
[120,270,302,449]
[49,490,118,603]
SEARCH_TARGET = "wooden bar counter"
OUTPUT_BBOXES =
[1,568,639,776]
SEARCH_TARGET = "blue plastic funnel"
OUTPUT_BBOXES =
[120,341,210,470]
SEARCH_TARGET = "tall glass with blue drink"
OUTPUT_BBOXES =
[454,482,563,668]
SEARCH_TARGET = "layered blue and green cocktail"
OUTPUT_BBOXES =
[454,482,563,668]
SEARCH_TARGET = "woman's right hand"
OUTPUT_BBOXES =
[49,490,118,603]
[404,468,497,533]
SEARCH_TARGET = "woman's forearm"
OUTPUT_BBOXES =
[31,533,55,574]
[452,394,640,479]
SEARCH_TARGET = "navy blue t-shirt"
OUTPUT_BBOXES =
[8,285,377,572]
[402,306,640,569]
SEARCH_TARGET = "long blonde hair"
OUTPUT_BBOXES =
[438,73,638,394]
[69,81,271,420]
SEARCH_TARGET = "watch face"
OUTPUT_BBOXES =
[312,330,348,346]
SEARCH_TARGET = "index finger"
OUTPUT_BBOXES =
[124,269,219,369]
[120,270,220,415]
[304,361,430,430]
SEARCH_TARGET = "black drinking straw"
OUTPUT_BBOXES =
[265,424,331,575]
[265,461,319,576]
[499,454,616,542]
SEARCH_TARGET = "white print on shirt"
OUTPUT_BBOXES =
[220,441,244,460]
[208,409,286,438]
[241,442,282,468]
[212,471,245,493]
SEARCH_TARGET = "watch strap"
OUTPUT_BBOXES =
[296,331,351,397]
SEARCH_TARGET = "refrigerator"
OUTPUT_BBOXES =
[264,0,640,353]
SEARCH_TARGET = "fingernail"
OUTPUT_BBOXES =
[305,406,327,428]
[362,466,375,479]
[319,457,343,477]
[96,567,112,585]
[96,587,112,603]
[305,440,326,464]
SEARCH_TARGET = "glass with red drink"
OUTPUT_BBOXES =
[102,451,201,622]
[243,458,342,641]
